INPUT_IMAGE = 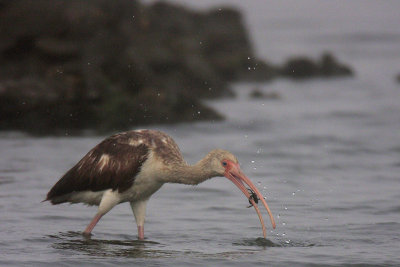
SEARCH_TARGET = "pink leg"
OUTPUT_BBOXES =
[138,225,144,240]
[83,213,103,235]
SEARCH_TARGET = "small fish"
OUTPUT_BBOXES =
[247,189,259,208]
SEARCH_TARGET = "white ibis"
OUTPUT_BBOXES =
[45,129,276,239]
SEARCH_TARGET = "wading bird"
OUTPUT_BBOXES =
[45,130,276,239]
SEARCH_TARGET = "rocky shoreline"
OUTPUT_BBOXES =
[0,0,353,135]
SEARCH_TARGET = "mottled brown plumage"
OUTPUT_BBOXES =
[46,130,182,204]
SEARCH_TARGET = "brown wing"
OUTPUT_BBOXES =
[46,136,149,204]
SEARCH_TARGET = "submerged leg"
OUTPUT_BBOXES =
[83,189,120,235]
[83,213,103,235]
[130,199,148,240]
[138,225,144,240]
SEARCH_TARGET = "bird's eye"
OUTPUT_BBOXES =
[222,161,227,166]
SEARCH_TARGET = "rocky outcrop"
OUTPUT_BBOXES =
[0,0,354,135]
[280,53,353,79]
[0,0,245,134]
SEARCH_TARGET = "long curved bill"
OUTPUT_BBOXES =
[224,163,276,238]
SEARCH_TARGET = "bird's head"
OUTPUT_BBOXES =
[207,149,276,237]
[206,149,239,176]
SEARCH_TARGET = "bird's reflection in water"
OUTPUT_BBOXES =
[49,231,174,258]
[48,231,281,259]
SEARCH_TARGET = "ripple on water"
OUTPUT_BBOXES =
[47,233,299,260]
[0,176,14,185]
[48,231,170,258]
[233,237,317,248]
[233,237,280,247]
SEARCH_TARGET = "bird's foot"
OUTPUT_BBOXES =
[82,231,93,237]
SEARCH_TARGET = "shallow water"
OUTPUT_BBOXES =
[1,1,400,266]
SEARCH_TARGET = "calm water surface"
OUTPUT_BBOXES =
[1,1,400,266]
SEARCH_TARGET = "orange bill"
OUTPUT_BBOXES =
[224,161,276,238]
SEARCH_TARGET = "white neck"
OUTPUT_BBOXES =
[163,156,219,185]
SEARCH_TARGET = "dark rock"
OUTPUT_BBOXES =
[319,52,353,77]
[96,88,223,132]
[0,78,99,135]
[0,1,355,135]
[281,57,319,78]
[0,0,244,134]
[249,89,281,100]
[35,37,80,59]
[237,59,279,81]
[280,52,353,79]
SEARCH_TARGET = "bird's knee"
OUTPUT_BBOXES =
[130,200,148,227]
[98,189,120,215]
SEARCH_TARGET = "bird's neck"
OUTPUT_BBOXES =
[165,157,218,185]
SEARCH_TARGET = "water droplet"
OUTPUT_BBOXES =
[282,222,286,226]
[285,239,291,244]
[277,214,280,218]
[263,186,267,190]
[282,232,286,236]
[248,57,251,60]
[251,160,255,163]
[247,67,251,70]
[257,181,261,185]
[197,111,201,114]
[284,207,288,210]
[292,192,296,196]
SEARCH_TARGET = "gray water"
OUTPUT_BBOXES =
[1,1,400,266]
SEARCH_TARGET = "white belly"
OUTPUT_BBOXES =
[119,178,163,202]
[68,179,163,206]
[118,153,165,202]
[68,190,107,206]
